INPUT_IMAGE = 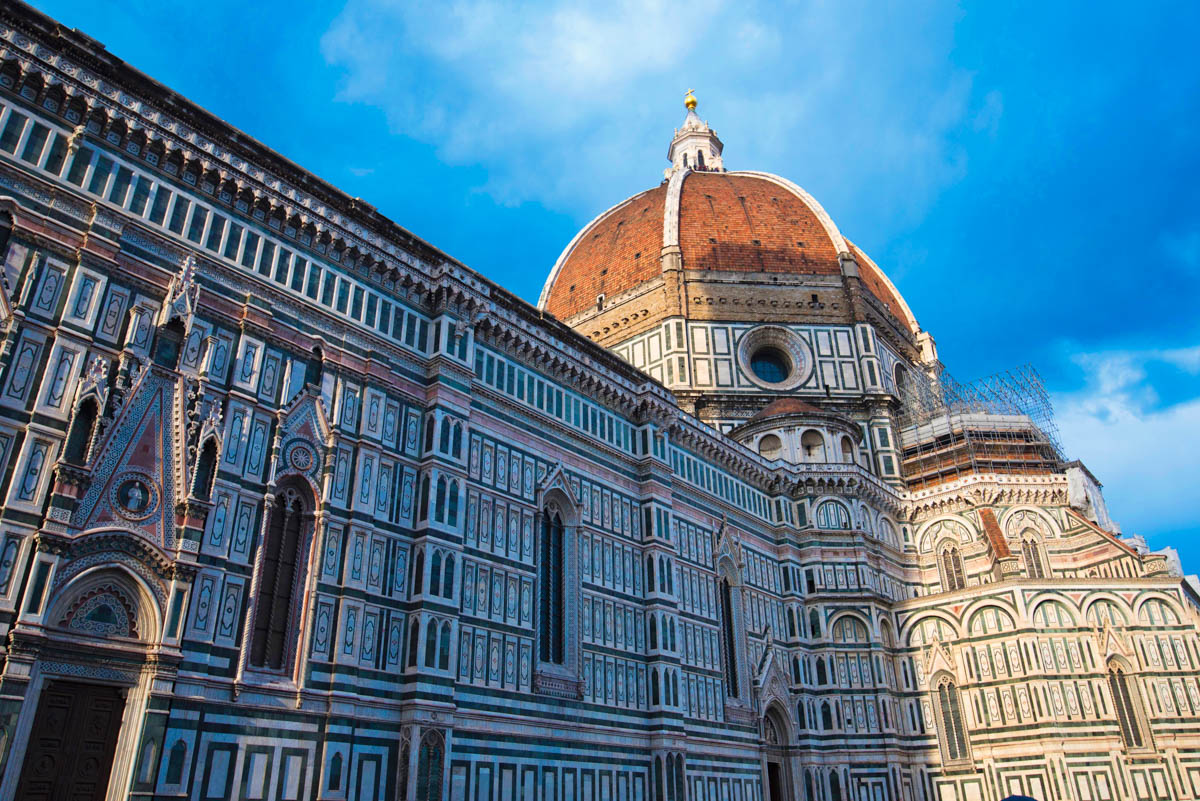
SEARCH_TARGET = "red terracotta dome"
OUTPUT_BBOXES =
[539,169,919,336]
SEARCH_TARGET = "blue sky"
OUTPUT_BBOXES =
[34,1,1200,568]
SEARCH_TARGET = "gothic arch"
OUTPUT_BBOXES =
[245,476,319,674]
[47,563,163,643]
[762,700,794,746]
[1132,592,1184,624]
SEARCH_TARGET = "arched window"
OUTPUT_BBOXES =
[438,418,451,453]
[840,436,856,464]
[673,754,685,801]
[816,657,827,685]
[1022,537,1046,578]
[652,670,661,706]
[538,509,565,664]
[434,477,447,523]
[63,398,98,464]
[250,484,311,670]
[153,318,186,369]
[894,365,910,400]
[447,480,459,527]
[796,700,806,728]
[166,739,186,784]
[939,546,966,592]
[328,752,343,792]
[192,437,218,501]
[423,418,436,455]
[418,476,430,522]
[821,702,833,730]
[936,676,969,761]
[438,622,451,670]
[830,771,842,801]
[653,756,664,801]
[649,615,658,650]
[430,552,443,597]
[413,550,424,596]
[424,618,438,666]
[719,576,739,698]
[451,423,463,458]
[397,738,410,801]
[1108,662,1145,748]
[415,730,444,801]
[809,609,821,638]
[304,346,324,386]
[407,620,420,667]
[442,555,455,599]
[646,555,655,592]
[659,556,667,593]
[758,433,782,460]
[801,430,826,462]
[815,500,850,530]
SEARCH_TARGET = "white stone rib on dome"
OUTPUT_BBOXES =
[845,238,921,334]
[661,167,689,249]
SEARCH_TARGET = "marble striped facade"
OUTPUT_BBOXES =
[0,5,1196,801]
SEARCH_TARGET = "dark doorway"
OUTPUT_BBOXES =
[767,761,786,801]
[16,680,126,801]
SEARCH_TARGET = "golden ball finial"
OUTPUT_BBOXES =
[684,89,697,111]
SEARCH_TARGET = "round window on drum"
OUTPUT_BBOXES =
[749,347,791,384]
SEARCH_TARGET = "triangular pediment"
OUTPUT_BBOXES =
[75,369,180,548]
[537,462,579,509]
[273,387,331,487]
[714,516,744,572]
[925,633,957,680]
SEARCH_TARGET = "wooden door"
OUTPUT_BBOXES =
[15,680,126,801]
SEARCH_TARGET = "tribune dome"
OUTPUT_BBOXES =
[538,95,922,357]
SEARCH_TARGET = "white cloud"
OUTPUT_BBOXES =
[1054,345,1200,547]
[321,0,982,226]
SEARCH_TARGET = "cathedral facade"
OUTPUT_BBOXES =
[0,4,1195,801]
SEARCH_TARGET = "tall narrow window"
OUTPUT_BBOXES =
[397,738,410,801]
[539,509,565,664]
[192,438,218,501]
[251,485,310,670]
[719,577,739,698]
[415,730,444,801]
[63,398,98,464]
[1022,539,1046,579]
[940,546,965,592]
[1108,663,1144,748]
[936,676,969,761]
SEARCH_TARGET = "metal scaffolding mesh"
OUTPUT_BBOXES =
[895,363,1064,489]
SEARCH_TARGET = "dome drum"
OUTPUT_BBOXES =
[729,398,864,467]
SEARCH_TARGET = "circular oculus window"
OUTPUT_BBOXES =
[750,347,791,384]
[737,326,812,390]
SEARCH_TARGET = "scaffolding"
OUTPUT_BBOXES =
[896,363,1063,490]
